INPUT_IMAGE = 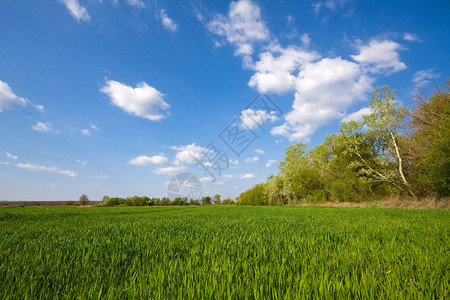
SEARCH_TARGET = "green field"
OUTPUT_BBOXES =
[0,206,448,298]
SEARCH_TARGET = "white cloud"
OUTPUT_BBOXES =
[248,45,318,94]
[101,80,170,121]
[311,0,350,14]
[170,143,208,164]
[241,108,278,130]
[240,173,255,179]
[229,159,239,165]
[412,69,440,89]
[90,124,99,130]
[403,33,420,42]
[207,0,270,56]
[32,121,56,133]
[351,39,406,74]
[341,107,372,123]
[76,159,88,166]
[223,174,233,179]
[266,159,277,168]
[0,161,10,165]
[215,181,225,185]
[129,155,168,166]
[160,9,178,32]
[300,33,311,47]
[58,0,90,22]
[245,156,259,163]
[153,166,187,175]
[127,0,145,9]
[199,176,214,182]
[16,163,77,177]
[6,153,18,160]
[207,1,407,142]
[0,80,28,112]
[93,174,108,180]
[81,129,92,136]
[254,149,264,154]
[272,57,373,141]
[34,104,45,112]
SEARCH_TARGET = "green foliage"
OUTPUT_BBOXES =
[160,197,171,206]
[408,83,450,196]
[213,194,221,205]
[237,184,268,205]
[221,198,235,205]
[78,194,89,205]
[201,196,212,205]
[0,206,448,298]
[242,84,450,203]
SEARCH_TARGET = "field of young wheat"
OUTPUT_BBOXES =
[0,206,448,298]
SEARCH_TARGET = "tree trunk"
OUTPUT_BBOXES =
[390,130,417,198]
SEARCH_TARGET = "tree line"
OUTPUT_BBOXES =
[94,194,235,207]
[237,82,449,205]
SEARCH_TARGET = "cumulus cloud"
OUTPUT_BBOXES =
[223,174,233,179]
[300,33,311,46]
[129,155,169,166]
[16,163,77,177]
[229,159,239,165]
[245,156,259,163]
[207,0,269,56]
[0,80,28,112]
[170,143,208,164]
[412,69,440,89]
[351,39,406,74]
[341,107,372,123]
[248,45,318,94]
[403,33,420,42]
[206,1,407,142]
[100,80,170,121]
[272,57,373,141]
[160,9,178,32]
[254,149,264,154]
[266,159,277,168]
[240,173,255,179]
[81,129,92,136]
[92,174,108,179]
[6,153,18,160]
[0,161,10,165]
[32,121,56,133]
[241,108,278,130]
[153,166,187,175]
[58,0,90,22]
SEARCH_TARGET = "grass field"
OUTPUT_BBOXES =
[0,206,448,298]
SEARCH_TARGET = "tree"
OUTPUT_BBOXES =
[406,82,450,196]
[79,194,89,205]
[102,196,109,202]
[339,86,416,198]
[201,196,211,205]
[213,194,221,205]
[160,197,171,206]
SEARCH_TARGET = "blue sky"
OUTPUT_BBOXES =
[0,0,448,201]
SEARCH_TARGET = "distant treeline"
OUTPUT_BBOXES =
[0,201,102,207]
[238,83,449,205]
[97,195,235,207]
